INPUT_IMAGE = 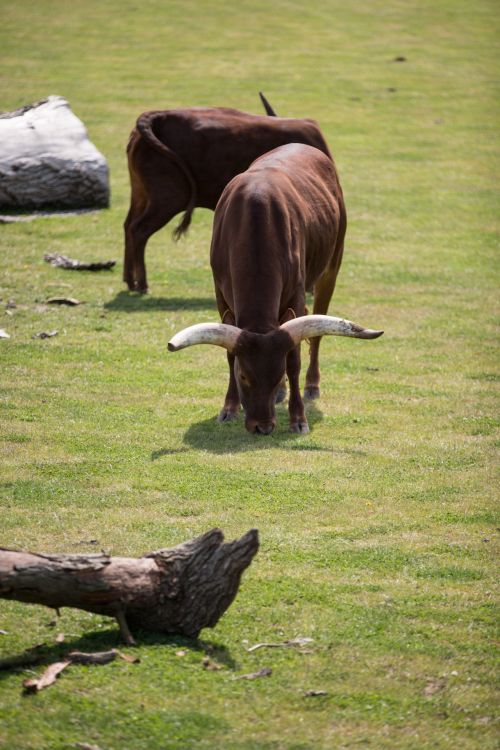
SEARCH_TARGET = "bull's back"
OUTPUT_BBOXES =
[242,144,343,242]
[136,108,332,208]
[212,144,344,302]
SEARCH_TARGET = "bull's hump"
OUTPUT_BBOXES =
[242,177,281,201]
[251,142,328,171]
[182,107,285,127]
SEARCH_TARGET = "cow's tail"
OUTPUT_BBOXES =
[136,112,197,240]
[259,92,278,117]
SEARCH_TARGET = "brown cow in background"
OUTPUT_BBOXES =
[168,144,383,435]
[124,95,333,293]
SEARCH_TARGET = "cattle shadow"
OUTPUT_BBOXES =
[104,291,216,313]
[180,401,324,454]
[0,627,236,680]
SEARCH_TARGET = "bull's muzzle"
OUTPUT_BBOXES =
[246,418,276,435]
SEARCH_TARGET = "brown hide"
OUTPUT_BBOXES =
[123,106,332,292]
[210,143,346,434]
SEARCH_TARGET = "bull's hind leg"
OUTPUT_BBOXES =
[304,264,341,400]
[305,214,346,398]
[124,138,189,293]
[126,211,151,294]
[123,211,135,291]
[127,201,176,293]
[123,178,147,291]
[124,210,144,291]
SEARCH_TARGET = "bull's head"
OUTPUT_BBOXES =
[168,315,383,434]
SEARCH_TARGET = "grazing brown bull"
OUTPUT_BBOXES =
[168,144,383,435]
[124,96,332,292]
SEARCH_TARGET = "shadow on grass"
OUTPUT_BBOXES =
[104,291,215,313]
[180,401,325,454]
[0,627,236,679]
[151,448,189,460]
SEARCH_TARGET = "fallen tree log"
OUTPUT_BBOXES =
[0,96,109,209]
[0,529,258,644]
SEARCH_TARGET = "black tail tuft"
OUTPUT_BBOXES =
[173,208,193,240]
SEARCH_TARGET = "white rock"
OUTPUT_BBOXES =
[0,96,109,209]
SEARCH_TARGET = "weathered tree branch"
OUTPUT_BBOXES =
[0,529,258,644]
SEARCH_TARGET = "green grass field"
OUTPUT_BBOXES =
[0,1,498,748]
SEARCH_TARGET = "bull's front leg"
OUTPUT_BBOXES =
[287,345,309,434]
[218,352,241,423]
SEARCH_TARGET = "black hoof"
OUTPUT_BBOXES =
[217,409,239,423]
[304,386,320,400]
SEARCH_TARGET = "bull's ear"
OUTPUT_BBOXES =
[222,309,236,326]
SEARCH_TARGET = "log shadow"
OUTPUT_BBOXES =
[104,291,216,313]
[181,401,324,454]
[0,208,103,223]
[0,627,236,679]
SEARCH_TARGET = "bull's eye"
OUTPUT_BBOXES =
[239,372,249,386]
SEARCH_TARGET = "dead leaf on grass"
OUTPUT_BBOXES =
[44,253,116,271]
[20,649,138,693]
[75,743,104,750]
[202,656,223,671]
[0,329,11,339]
[234,667,272,680]
[247,636,314,652]
[55,633,65,643]
[23,660,71,693]
[304,689,328,697]
[32,330,58,339]
[47,297,82,306]
[67,649,120,665]
[66,649,139,665]
[423,678,447,696]
[116,651,140,664]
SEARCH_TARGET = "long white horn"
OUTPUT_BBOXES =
[168,322,242,352]
[280,314,383,345]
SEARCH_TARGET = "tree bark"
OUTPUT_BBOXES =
[0,96,109,210]
[0,529,258,644]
